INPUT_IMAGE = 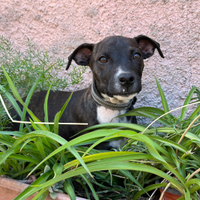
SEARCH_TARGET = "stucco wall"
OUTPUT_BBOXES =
[0,0,200,118]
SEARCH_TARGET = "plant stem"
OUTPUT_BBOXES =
[159,182,171,200]
[187,168,200,182]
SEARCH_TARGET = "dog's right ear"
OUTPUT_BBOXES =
[66,43,94,70]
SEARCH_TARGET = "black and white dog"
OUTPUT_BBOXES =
[11,35,164,149]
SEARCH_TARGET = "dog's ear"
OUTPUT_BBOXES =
[66,43,94,70]
[134,35,164,59]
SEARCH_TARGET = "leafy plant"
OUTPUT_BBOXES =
[0,37,67,94]
[193,86,200,102]
[1,57,200,199]
[119,78,200,200]
[69,65,87,85]
[0,36,86,129]
[0,67,175,200]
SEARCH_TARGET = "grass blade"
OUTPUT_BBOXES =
[58,92,73,121]
[0,85,22,117]
[120,170,147,194]
[11,130,92,178]
[44,84,53,130]
[121,108,172,126]
[53,111,61,134]
[19,162,185,199]
[2,66,48,131]
[64,179,76,200]
[180,87,197,121]
[81,174,99,200]
[189,104,200,120]
[19,78,42,132]
[133,183,167,200]
[155,77,171,120]
[53,93,72,134]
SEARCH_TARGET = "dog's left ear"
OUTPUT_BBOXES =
[66,43,94,70]
[134,35,164,59]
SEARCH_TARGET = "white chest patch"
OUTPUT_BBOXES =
[97,106,129,124]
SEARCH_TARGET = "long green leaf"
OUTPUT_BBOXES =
[79,122,146,134]
[2,67,48,131]
[9,130,91,177]
[81,174,99,200]
[183,188,191,200]
[53,111,60,135]
[15,162,185,199]
[180,87,197,121]
[44,85,52,130]
[63,151,156,171]
[2,67,24,105]
[8,154,39,164]
[29,118,39,131]
[81,130,167,163]
[19,79,41,131]
[150,136,187,153]
[189,104,200,120]
[188,182,200,194]
[155,77,171,120]
[27,129,119,176]
[64,179,76,200]
[32,187,49,200]
[53,93,72,134]
[120,170,147,194]
[34,137,47,160]
[120,131,168,163]
[0,85,22,118]
[121,108,172,126]
[133,182,168,200]
[57,92,73,121]
[0,147,16,164]
[186,178,200,188]
[0,131,24,137]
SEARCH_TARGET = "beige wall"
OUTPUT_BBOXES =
[0,0,200,117]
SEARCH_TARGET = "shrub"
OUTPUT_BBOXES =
[0,36,86,130]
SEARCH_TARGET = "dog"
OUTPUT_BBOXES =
[10,35,164,149]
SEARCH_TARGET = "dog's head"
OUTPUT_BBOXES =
[67,35,164,104]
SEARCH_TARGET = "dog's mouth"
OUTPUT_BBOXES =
[102,93,137,104]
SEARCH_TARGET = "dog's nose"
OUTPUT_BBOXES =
[119,73,134,86]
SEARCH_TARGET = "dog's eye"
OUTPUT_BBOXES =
[133,53,141,60]
[99,56,108,63]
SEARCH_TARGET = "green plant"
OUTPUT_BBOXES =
[0,36,86,129]
[0,37,67,94]
[0,67,177,200]
[193,86,200,102]
[69,65,87,85]
[1,63,200,200]
[117,78,200,200]
[82,79,200,200]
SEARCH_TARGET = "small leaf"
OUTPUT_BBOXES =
[50,192,57,199]
[53,163,63,177]
[44,165,51,173]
